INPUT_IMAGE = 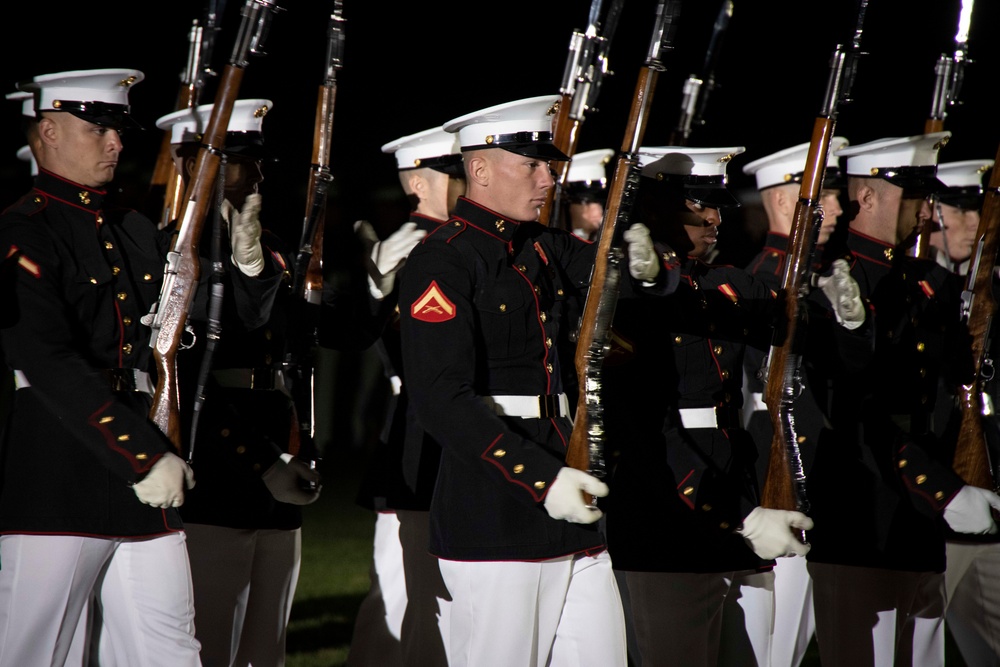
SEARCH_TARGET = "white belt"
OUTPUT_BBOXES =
[749,392,768,413]
[14,368,155,395]
[485,393,570,419]
[678,406,743,429]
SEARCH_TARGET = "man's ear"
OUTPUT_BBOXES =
[467,154,489,187]
[408,172,426,200]
[774,186,796,214]
[856,183,876,212]
[37,117,58,148]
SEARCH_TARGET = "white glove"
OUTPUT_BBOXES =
[354,220,427,300]
[816,258,864,330]
[133,451,196,509]
[230,193,265,277]
[943,485,1000,534]
[623,223,659,282]
[262,453,322,505]
[737,506,814,559]
[543,467,608,525]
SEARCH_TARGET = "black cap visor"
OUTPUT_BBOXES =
[876,166,945,197]
[463,131,570,161]
[686,185,741,209]
[405,153,465,177]
[566,181,608,204]
[937,187,984,211]
[52,101,143,131]
[646,173,740,208]
[220,131,275,162]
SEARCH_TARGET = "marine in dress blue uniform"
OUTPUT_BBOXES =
[805,132,1000,665]
[347,125,464,667]
[397,95,677,667]
[739,138,849,667]
[602,145,866,667]
[562,147,614,242]
[0,68,205,667]
[155,98,322,667]
[927,158,1000,665]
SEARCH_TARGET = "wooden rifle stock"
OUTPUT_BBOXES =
[566,0,680,506]
[953,142,1000,490]
[287,2,345,464]
[760,0,869,512]
[149,0,280,451]
[760,118,834,512]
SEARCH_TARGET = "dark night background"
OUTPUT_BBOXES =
[2,0,998,267]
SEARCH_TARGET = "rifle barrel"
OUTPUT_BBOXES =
[149,0,280,449]
[566,0,681,506]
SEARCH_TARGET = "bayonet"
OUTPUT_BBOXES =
[670,0,733,145]
[926,0,975,132]
[539,0,625,227]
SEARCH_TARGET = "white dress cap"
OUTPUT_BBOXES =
[156,98,273,145]
[835,131,951,176]
[636,146,746,208]
[16,145,38,176]
[637,145,745,179]
[25,68,143,112]
[443,95,569,160]
[936,158,994,209]
[742,137,849,190]
[381,126,461,171]
[567,148,615,185]
[936,159,994,189]
[5,91,35,117]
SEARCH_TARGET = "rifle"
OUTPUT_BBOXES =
[147,0,225,229]
[925,0,974,134]
[148,0,281,451]
[537,0,624,228]
[954,145,1000,490]
[667,0,733,146]
[910,0,975,258]
[284,1,346,470]
[760,0,869,517]
[565,0,682,506]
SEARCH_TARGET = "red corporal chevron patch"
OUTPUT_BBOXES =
[411,280,456,322]
[718,283,738,303]
[7,246,40,278]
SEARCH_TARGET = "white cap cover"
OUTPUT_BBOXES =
[742,137,849,190]
[443,95,568,161]
[381,126,462,171]
[567,148,615,184]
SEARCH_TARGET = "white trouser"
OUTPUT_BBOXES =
[347,511,407,666]
[945,541,1000,665]
[440,551,627,667]
[0,532,200,667]
[771,555,816,667]
[396,509,450,666]
[183,524,301,667]
[809,562,945,666]
[624,568,774,667]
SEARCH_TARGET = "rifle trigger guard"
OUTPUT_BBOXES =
[983,356,996,383]
[812,205,825,226]
[180,323,197,351]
